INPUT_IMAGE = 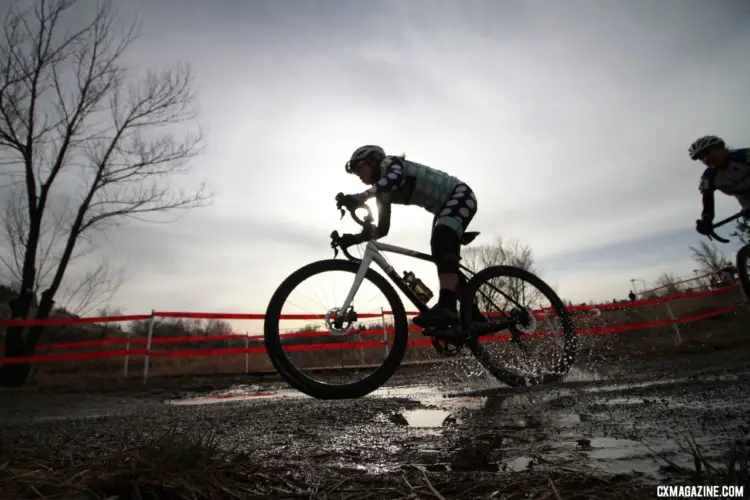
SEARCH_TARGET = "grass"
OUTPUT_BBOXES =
[647,434,750,487]
[1,429,658,500]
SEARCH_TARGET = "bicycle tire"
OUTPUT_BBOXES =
[737,244,750,301]
[460,265,577,387]
[263,259,409,399]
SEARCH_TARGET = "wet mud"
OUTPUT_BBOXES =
[2,340,750,487]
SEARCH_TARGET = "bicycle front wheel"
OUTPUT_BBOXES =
[460,265,577,387]
[737,244,750,301]
[263,259,409,399]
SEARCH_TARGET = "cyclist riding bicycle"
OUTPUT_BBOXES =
[690,135,750,236]
[337,145,484,331]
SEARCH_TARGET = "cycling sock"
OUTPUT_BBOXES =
[438,289,458,311]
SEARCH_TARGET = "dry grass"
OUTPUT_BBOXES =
[647,434,750,487]
[1,430,657,500]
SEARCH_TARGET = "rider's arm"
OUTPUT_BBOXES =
[698,169,716,221]
[359,162,406,200]
[374,194,392,238]
[701,189,715,221]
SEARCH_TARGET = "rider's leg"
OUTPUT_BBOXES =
[413,184,478,329]
[457,273,488,323]
[411,225,460,328]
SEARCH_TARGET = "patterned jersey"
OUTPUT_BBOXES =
[698,148,750,213]
[359,156,462,215]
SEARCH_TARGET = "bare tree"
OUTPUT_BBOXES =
[58,257,125,316]
[731,218,750,245]
[689,240,732,275]
[0,0,211,387]
[0,186,125,316]
[653,272,681,297]
[203,318,234,336]
[461,236,542,312]
[462,237,537,274]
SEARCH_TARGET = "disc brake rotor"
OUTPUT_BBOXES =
[325,306,358,336]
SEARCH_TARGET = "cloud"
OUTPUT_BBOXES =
[3,0,750,321]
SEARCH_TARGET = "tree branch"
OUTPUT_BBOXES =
[0,0,211,378]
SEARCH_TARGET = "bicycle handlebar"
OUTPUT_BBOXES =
[330,194,376,259]
[706,210,747,244]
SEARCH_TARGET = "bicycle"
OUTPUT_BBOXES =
[702,210,750,300]
[263,195,578,399]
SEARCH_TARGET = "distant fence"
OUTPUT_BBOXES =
[637,268,739,298]
[0,272,746,384]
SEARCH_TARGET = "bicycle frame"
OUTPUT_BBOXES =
[337,237,475,316]
[328,203,544,341]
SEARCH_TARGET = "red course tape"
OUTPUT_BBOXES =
[0,282,743,365]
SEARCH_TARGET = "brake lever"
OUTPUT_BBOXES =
[708,231,730,244]
[330,230,341,258]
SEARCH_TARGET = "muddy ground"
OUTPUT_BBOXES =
[2,327,750,498]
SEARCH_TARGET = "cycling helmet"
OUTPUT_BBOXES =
[689,135,725,160]
[345,145,385,173]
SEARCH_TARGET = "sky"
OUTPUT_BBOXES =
[2,0,750,328]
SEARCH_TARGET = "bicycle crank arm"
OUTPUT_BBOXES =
[469,319,514,337]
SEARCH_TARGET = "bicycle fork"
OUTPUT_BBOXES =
[329,241,392,335]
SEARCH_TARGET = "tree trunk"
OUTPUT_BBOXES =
[0,291,55,387]
[0,206,43,387]
[0,292,35,387]
[24,290,56,357]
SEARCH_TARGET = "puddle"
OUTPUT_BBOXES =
[505,456,533,471]
[579,372,749,396]
[372,385,445,401]
[402,409,453,428]
[166,386,306,405]
[165,383,454,406]
[534,433,728,478]
[564,368,604,383]
[581,378,688,394]
[162,373,750,484]
[598,397,646,406]
[558,413,581,425]
[583,437,646,460]
[344,462,396,475]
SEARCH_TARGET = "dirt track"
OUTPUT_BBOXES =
[2,326,750,491]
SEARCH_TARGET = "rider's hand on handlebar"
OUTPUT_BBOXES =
[337,232,367,249]
[695,218,713,236]
[336,192,365,212]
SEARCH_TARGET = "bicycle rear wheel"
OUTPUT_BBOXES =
[737,244,750,301]
[460,265,577,387]
[263,259,409,399]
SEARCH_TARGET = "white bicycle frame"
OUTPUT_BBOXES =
[338,238,436,314]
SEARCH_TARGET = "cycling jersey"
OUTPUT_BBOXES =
[361,156,462,215]
[698,148,750,220]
